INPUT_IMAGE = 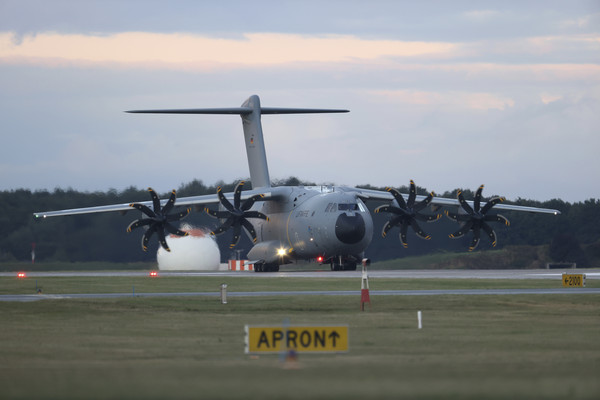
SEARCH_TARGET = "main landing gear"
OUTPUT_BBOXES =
[330,260,357,271]
[253,263,280,272]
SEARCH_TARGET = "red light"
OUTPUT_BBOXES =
[149,271,158,277]
[317,256,323,263]
[17,272,26,278]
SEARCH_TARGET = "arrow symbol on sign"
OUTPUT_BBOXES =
[328,331,340,347]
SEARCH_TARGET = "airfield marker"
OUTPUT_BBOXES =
[220,283,228,304]
[360,259,371,311]
[417,311,423,329]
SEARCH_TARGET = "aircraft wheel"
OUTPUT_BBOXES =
[254,263,264,272]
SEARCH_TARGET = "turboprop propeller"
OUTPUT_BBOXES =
[374,180,441,248]
[205,181,269,248]
[445,185,510,251]
[127,188,191,252]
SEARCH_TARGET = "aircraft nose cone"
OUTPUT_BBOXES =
[335,213,366,244]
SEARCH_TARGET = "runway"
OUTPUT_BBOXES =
[2,268,600,279]
[2,269,598,302]
[2,288,600,302]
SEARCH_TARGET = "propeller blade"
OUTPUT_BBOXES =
[415,213,441,222]
[484,214,510,226]
[130,203,156,218]
[457,191,475,215]
[446,210,471,223]
[141,224,158,251]
[474,184,484,212]
[409,219,431,240]
[399,222,409,248]
[211,217,235,236]
[164,222,188,237]
[468,228,481,251]
[407,180,417,208]
[413,192,434,212]
[166,207,191,222]
[156,228,170,252]
[126,218,153,232]
[381,216,402,238]
[374,204,403,216]
[241,218,259,243]
[233,181,245,209]
[148,188,161,214]
[243,210,269,221]
[449,220,474,239]
[481,221,497,247]
[480,196,505,214]
[162,189,177,215]
[445,210,458,222]
[217,186,234,212]
[386,187,407,209]
[204,208,230,219]
[229,223,242,249]
[241,193,265,211]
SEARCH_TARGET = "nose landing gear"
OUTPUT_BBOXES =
[330,256,358,271]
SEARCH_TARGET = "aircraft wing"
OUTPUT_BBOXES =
[33,188,276,219]
[353,187,561,215]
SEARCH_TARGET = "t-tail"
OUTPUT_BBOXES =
[126,94,349,189]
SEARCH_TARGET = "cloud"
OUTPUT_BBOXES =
[0,31,460,70]
[462,10,501,22]
[371,89,514,110]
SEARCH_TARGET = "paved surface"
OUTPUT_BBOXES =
[2,268,599,279]
[2,288,599,302]
[3,269,598,302]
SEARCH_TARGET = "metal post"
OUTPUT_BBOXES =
[220,283,228,304]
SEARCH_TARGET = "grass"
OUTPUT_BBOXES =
[1,276,599,399]
[3,275,599,295]
[0,261,156,272]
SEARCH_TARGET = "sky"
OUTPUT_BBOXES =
[1,0,599,203]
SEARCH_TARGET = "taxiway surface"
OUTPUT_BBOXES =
[2,268,599,279]
[1,269,599,302]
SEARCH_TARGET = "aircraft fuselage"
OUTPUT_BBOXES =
[247,185,373,270]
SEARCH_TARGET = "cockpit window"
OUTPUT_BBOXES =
[338,203,359,211]
[325,203,337,212]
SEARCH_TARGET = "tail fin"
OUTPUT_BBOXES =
[127,95,348,189]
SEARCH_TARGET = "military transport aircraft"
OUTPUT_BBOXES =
[34,95,560,272]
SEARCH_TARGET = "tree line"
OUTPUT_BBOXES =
[1,178,598,266]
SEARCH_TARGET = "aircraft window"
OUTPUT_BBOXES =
[338,203,358,211]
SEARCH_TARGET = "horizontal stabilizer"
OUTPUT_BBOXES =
[126,107,349,115]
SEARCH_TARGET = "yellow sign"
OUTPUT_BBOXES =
[245,325,349,353]
[562,273,586,287]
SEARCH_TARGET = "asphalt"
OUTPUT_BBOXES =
[2,268,600,279]
[1,268,599,302]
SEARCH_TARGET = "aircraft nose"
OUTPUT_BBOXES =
[335,213,366,244]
